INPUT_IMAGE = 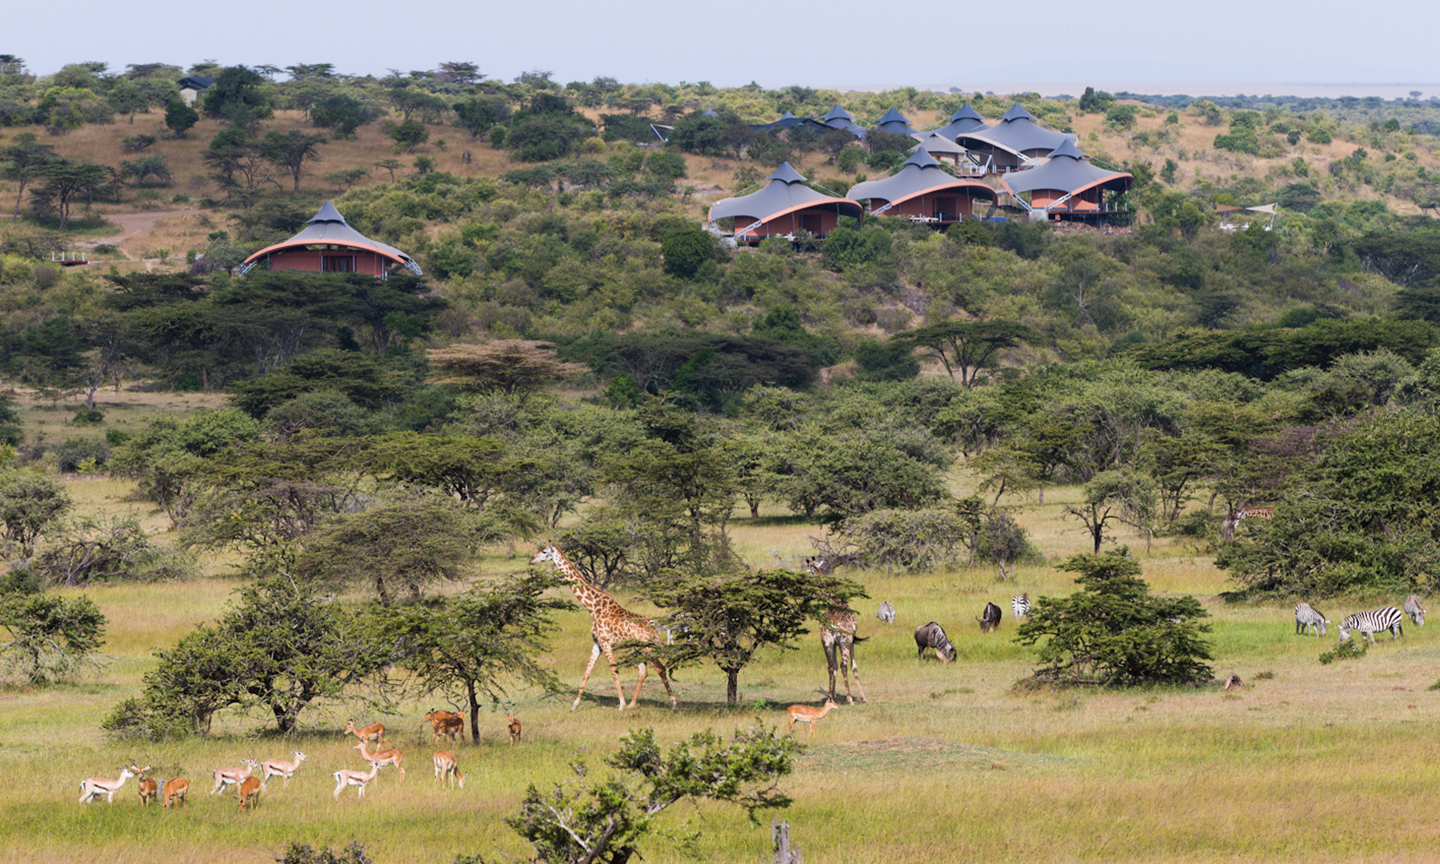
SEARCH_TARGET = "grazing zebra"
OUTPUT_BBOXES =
[1404,595,1426,627]
[1011,594,1030,620]
[1338,607,1404,645]
[876,601,895,625]
[1294,602,1328,637]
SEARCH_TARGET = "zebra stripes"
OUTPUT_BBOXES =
[1294,602,1328,637]
[1011,594,1031,620]
[1338,607,1404,645]
[1404,595,1425,627]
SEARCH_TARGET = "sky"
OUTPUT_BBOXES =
[9,0,1439,93]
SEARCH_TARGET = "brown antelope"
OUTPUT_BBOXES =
[424,709,464,744]
[163,777,190,809]
[433,751,466,789]
[507,713,522,745]
[259,750,307,790]
[332,763,380,799]
[237,775,262,811]
[354,740,405,781]
[78,766,136,804]
[785,697,839,741]
[210,758,258,795]
[134,765,158,806]
[343,719,385,748]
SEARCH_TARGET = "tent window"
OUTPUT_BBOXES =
[323,255,355,273]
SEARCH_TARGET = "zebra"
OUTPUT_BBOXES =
[1294,602,1328,637]
[1404,594,1426,627]
[1338,607,1404,645]
[876,601,895,625]
[1011,594,1031,620]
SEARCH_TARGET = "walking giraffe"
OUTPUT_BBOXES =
[804,557,868,705]
[530,542,676,711]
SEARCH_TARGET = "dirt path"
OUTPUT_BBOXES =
[76,209,204,257]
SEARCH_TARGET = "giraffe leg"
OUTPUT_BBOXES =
[600,644,627,710]
[653,660,676,709]
[628,662,648,709]
[838,638,854,705]
[845,637,868,704]
[572,641,602,712]
[822,632,839,702]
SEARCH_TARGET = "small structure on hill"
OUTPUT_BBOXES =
[872,108,916,136]
[954,103,1076,172]
[178,76,214,106]
[1000,140,1132,222]
[707,162,863,242]
[237,201,423,278]
[848,149,997,224]
[820,105,867,138]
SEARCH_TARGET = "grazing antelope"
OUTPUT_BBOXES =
[78,766,136,804]
[135,765,158,806]
[785,697,839,741]
[260,750,307,790]
[425,709,465,744]
[343,719,385,748]
[507,713,522,746]
[332,763,381,800]
[237,775,262,811]
[354,740,405,781]
[210,758,258,795]
[163,777,189,809]
[433,751,466,789]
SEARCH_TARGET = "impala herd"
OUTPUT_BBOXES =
[76,710,499,809]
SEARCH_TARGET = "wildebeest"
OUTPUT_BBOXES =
[877,601,895,624]
[978,602,1002,633]
[914,622,956,662]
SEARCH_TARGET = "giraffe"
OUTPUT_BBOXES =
[804,556,868,705]
[1222,504,1276,541]
[530,542,676,711]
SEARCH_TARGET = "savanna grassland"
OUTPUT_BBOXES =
[2,391,1439,864]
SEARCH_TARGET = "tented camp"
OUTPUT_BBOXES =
[750,111,828,133]
[1000,140,1132,221]
[910,132,969,169]
[237,201,423,277]
[933,103,988,140]
[848,149,996,224]
[707,162,863,242]
[872,108,916,136]
[954,103,1076,171]
[820,105,867,138]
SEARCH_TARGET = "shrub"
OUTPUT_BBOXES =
[51,437,109,472]
[838,507,969,570]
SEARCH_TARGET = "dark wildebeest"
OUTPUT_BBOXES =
[914,622,956,662]
[978,602,1002,633]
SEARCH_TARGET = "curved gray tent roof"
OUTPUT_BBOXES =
[873,107,915,135]
[821,105,854,122]
[934,103,988,140]
[911,132,964,156]
[241,201,422,275]
[1001,141,1132,200]
[708,162,863,224]
[848,150,995,207]
[956,103,1074,156]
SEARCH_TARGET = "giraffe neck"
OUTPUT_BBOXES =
[546,546,618,617]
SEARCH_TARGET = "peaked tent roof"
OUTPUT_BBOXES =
[241,201,423,274]
[1001,143,1132,203]
[911,132,965,156]
[708,162,863,225]
[701,108,719,117]
[848,149,996,207]
[821,105,854,122]
[957,102,1075,156]
[873,107,916,135]
[935,103,988,140]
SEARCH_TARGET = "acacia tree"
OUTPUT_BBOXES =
[31,160,112,230]
[894,320,1036,387]
[638,567,865,704]
[261,130,326,192]
[1064,469,1158,554]
[506,726,800,864]
[381,572,572,741]
[1,133,58,218]
[0,589,106,685]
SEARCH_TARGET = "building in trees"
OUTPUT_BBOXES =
[953,103,1076,172]
[1000,140,1133,223]
[848,149,996,224]
[177,75,214,106]
[706,162,863,243]
[237,201,422,278]
[819,104,866,138]
[871,107,916,135]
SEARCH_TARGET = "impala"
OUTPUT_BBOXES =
[78,766,136,804]
[332,763,380,800]
[342,719,385,747]
[433,751,466,789]
[507,713,522,746]
[163,777,190,809]
[134,765,158,806]
[210,758,258,795]
[237,775,262,811]
[260,750,307,790]
[785,697,839,741]
[354,740,404,781]
[424,709,464,744]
